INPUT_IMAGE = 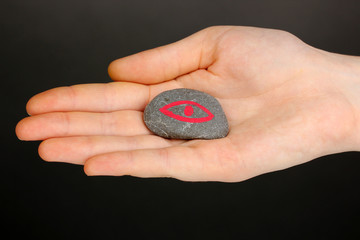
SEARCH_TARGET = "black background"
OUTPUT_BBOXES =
[2,0,360,239]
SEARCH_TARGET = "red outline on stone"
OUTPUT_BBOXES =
[159,100,214,123]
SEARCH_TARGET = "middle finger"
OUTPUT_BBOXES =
[16,110,151,140]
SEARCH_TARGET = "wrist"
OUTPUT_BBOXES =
[323,52,360,151]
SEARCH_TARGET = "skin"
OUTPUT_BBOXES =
[15,26,360,182]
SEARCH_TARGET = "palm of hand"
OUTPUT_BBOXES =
[16,26,356,182]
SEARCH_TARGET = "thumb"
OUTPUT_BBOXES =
[107,27,222,84]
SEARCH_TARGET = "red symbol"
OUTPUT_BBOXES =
[159,100,214,123]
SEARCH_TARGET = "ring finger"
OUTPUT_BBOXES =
[39,135,185,165]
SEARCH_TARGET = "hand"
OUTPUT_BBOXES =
[16,26,360,182]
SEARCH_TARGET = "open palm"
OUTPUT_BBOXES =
[16,26,359,182]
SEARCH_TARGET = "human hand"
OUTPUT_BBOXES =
[16,26,360,182]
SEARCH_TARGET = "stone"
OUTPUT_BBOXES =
[143,88,229,140]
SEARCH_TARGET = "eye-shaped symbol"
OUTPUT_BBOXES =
[159,100,214,123]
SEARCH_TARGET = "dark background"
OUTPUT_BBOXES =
[2,0,360,239]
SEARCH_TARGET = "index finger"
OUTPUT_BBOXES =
[26,82,149,115]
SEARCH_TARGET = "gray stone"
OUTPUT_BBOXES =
[143,88,229,139]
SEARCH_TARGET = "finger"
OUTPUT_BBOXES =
[84,146,197,180]
[26,82,149,115]
[16,110,150,141]
[84,144,240,182]
[39,135,185,165]
[107,27,227,84]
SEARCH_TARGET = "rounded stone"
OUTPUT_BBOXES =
[143,88,229,140]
